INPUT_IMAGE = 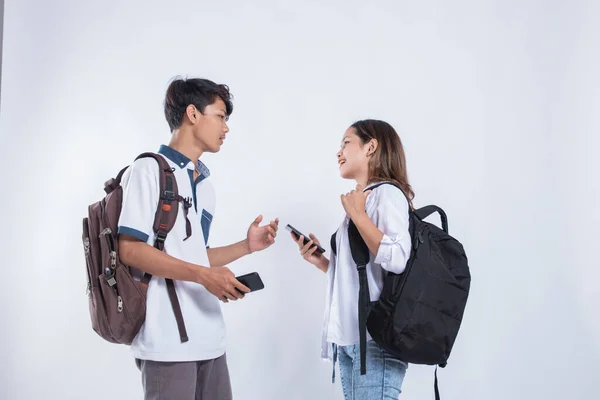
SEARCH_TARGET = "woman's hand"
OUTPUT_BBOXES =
[291,233,329,273]
[341,184,372,221]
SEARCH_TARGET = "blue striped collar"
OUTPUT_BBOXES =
[158,144,211,178]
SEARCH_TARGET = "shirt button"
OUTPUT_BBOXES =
[180,162,184,166]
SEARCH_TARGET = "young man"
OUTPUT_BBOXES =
[117,77,279,399]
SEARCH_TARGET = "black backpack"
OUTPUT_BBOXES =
[330,182,471,400]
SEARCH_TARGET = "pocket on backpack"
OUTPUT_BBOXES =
[201,209,213,246]
[88,285,113,341]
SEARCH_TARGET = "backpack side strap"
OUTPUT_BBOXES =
[134,152,190,343]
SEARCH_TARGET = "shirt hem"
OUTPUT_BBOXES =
[131,347,226,362]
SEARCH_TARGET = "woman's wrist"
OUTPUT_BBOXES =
[317,257,329,273]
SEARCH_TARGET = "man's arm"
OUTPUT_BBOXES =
[206,239,251,267]
[206,215,279,267]
[119,235,249,301]
[119,235,205,282]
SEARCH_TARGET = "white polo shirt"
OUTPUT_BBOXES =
[117,145,223,362]
[321,182,412,360]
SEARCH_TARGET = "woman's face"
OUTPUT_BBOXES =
[336,127,370,180]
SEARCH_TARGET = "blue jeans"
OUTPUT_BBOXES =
[335,340,408,400]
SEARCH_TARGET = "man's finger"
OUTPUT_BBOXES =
[223,292,237,301]
[233,280,251,294]
[230,288,244,300]
[253,214,263,226]
[225,286,243,300]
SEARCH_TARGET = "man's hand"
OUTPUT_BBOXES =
[197,266,250,303]
[246,215,279,253]
[341,184,372,221]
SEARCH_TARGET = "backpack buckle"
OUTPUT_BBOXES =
[162,190,177,201]
[156,231,167,243]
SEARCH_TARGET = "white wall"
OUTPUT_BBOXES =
[1,1,598,399]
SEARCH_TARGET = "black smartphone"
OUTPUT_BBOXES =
[235,272,264,293]
[286,224,326,254]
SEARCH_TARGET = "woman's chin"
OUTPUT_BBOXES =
[339,168,353,180]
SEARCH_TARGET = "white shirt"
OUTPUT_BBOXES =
[321,182,412,360]
[117,145,224,362]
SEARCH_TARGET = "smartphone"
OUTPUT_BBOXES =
[235,272,264,293]
[286,224,326,254]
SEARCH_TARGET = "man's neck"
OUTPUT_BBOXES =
[168,129,203,166]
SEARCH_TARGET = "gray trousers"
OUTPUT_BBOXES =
[135,353,233,400]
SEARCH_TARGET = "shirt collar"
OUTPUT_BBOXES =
[158,144,211,179]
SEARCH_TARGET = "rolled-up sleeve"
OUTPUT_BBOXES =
[371,186,411,274]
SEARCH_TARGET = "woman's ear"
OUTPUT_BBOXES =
[367,139,378,157]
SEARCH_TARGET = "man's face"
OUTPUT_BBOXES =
[192,98,229,153]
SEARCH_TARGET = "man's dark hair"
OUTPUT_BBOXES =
[163,77,234,131]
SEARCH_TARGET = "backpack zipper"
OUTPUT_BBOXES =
[83,237,91,296]
[109,250,123,313]
[117,296,124,313]
[100,228,124,314]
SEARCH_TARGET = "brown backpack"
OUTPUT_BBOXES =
[82,152,192,345]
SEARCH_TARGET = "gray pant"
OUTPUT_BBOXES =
[135,354,233,400]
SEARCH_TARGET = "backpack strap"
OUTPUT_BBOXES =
[330,230,338,256]
[435,366,441,400]
[134,152,190,343]
[349,182,410,375]
[413,205,449,233]
[347,219,371,375]
[368,182,449,233]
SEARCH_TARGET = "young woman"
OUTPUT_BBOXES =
[291,119,414,399]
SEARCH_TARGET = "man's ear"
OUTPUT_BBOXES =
[185,104,199,124]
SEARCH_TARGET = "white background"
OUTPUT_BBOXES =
[1,1,598,399]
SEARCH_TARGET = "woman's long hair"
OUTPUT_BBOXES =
[351,119,415,208]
